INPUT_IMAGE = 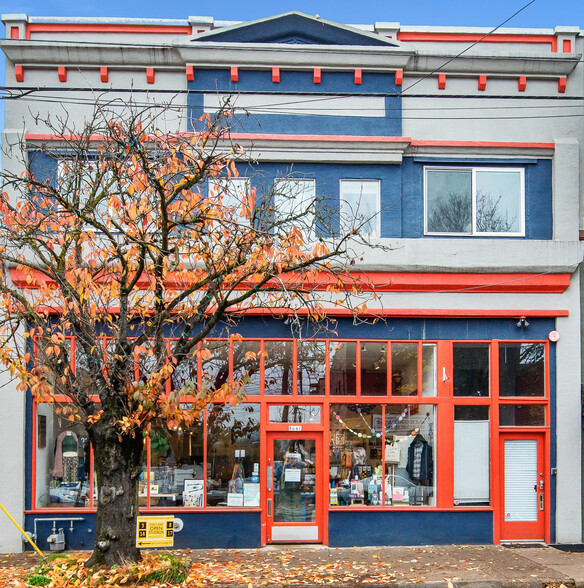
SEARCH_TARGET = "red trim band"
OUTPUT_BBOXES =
[396,32,558,52]
[26,23,192,39]
[10,270,571,294]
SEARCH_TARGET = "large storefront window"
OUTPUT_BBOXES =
[207,403,260,507]
[329,404,435,507]
[147,418,204,507]
[35,404,91,508]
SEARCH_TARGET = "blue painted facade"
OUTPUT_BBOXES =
[329,511,494,546]
[30,154,553,240]
[187,70,402,137]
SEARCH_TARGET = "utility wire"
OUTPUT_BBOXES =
[400,0,538,94]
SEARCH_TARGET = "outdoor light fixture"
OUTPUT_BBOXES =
[516,317,530,328]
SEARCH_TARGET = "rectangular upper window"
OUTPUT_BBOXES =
[340,179,380,238]
[208,177,251,225]
[424,167,525,236]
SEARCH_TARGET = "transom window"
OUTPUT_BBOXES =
[424,167,525,236]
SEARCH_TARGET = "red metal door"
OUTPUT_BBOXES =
[499,433,546,541]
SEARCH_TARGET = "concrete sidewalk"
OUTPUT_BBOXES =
[187,544,584,587]
[1,544,582,586]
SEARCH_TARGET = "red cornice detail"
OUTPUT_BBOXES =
[396,32,558,52]
[26,23,192,39]
[10,270,571,294]
[28,305,570,319]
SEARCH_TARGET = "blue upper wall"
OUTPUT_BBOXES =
[29,155,553,240]
[187,70,401,137]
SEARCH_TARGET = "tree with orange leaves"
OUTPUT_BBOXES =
[0,103,378,566]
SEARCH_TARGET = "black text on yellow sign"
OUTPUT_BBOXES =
[136,516,174,548]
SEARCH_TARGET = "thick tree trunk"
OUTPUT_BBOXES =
[86,421,144,568]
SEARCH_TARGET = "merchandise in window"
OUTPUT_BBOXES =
[146,419,204,507]
[385,404,435,506]
[499,343,545,397]
[425,167,524,236]
[35,404,91,508]
[329,404,435,507]
[339,179,380,238]
[206,403,260,507]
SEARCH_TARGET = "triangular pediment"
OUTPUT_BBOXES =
[194,12,399,47]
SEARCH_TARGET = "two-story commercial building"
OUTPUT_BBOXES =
[1,11,583,551]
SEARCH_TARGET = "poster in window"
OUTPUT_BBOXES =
[183,480,204,508]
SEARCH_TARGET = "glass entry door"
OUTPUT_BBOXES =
[266,432,322,543]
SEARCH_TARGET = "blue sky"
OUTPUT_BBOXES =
[1,0,583,132]
[1,0,583,32]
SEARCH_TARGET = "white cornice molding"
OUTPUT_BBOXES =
[2,39,579,77]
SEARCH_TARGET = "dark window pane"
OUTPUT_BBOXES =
[330,342,357,396]
[264,341,293,395]
[453,344,490,397]
[499,344,545,397]
[499,404,545,426]
[391,343,418,396]
[455,406,489,421]
[426,169,472,234]
[207,404,260,507]
[233,341,261,396]
[297,341,326,396]
[360,342,388,396]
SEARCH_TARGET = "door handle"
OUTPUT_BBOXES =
[267,465,273,491]
[267,498,272,517]
[539,494,544,511]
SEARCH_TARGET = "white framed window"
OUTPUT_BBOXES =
[339,179,380,238]
[208,177,251,225]
[273,178,316,236]
[57,159,111,219]
[424,167,525,236]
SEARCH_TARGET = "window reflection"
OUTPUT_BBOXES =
[36,404,91,508]
[201,340,230,392]
[499,344,544,397]
[233,341,261,396]
[330,342,357,396]
[207,404,260,507]
[264,341,293,395]
[297,341,326,395]
[453,344,490,397]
